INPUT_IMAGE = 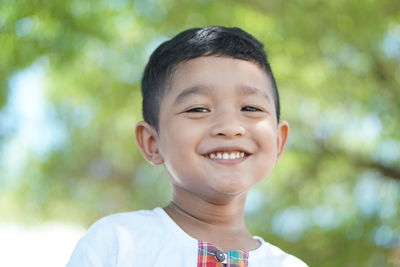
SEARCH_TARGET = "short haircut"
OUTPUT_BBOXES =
[141,26,280,131]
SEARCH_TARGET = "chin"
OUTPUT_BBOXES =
[204,190,248,205]
[213,181,252,196]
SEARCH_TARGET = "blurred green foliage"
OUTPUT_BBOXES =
[1,0,400,266]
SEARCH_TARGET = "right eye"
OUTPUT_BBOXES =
[185,107,210,113]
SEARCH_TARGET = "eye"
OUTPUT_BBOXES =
[185,107,210,113]
[241,106,263,112]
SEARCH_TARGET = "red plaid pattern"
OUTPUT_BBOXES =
[197,241,249,267]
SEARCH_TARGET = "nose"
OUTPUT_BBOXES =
[210,111,246,138]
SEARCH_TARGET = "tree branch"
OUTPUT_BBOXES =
[316,141,400,182]
[355,159,400,181]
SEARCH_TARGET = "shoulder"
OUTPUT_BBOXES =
[67,208,167,267]
[81,207,169,245]
[250,237,308,267]
[90,208,164,232]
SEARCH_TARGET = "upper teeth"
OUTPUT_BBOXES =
[208,151,246,160]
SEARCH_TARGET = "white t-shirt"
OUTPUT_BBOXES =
[67,207,308,267]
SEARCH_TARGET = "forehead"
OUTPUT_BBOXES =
[165,56,274,100]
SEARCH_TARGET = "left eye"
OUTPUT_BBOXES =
[185,107,210,113]
[241,106,262,112]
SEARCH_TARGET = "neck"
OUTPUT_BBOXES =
[170,190,247,226]
[164,186,258,251]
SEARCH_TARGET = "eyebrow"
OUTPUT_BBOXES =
[238,85,272,104]
[173,86,212,105]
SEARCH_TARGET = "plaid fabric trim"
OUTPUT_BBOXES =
[197,241,249,267]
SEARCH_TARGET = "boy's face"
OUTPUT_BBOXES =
[136,56,289,202]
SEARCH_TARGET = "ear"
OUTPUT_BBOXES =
[276,120,290,160]
[135,121,164,165]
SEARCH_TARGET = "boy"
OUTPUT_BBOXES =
[67,26,308,266]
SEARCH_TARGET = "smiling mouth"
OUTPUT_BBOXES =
[205,151,249,160]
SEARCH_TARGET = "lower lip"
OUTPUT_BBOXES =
[205,156,248,165]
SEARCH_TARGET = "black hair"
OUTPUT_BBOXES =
[141,26,280,131]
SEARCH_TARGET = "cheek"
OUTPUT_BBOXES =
[253,122,279,178]
[254,121,278,147]
[161,136,203,187]
[159,122,200,164]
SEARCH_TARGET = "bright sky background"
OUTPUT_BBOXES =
[0,62,79,267]
[0,223,84,267]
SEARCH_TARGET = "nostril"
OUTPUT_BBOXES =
[211,121,246,137]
